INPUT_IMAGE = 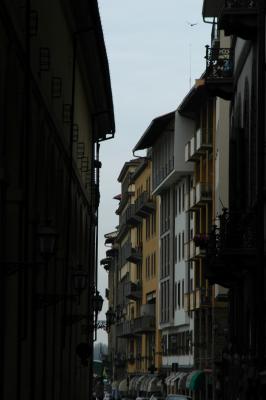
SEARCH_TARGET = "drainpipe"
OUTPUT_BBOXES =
[256,0,265,372]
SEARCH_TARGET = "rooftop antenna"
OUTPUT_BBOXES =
[189,43,192,89]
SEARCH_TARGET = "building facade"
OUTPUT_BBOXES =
[0,1,115,399]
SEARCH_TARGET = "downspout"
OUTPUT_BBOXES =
[256,0,265,371]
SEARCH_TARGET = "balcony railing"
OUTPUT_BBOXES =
[116,320,136,338]
[205,46,234,100]
[189,187,198,211]
[195,288,212,309]
[184,293,190,311]
[205,209,256,286]
[124,241,142,264]
[196,128,212,154]
[195,182,212,205]
[140,303,155,317]
[135,191,155,217]
[124,280,142,301]
[190,240,196,260]
[184,242,190,261]
[185,136,198,163]
[218,0,258,40]
[190,291,196,310]
[125,203,142,226]
[133,315,156,334]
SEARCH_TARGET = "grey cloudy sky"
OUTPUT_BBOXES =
[96,0,211,344]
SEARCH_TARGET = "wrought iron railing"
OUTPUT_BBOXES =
[205,46,234,79]
[224,0,257,9]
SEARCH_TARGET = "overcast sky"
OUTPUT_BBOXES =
[96,0,211,344]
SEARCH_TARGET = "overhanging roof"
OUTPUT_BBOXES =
[178,79,207,119]
[202,0,223,18]
[69,0,115,141]
[133,111,175,152]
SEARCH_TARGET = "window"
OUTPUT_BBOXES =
[178,234,181,261]
[178,187,181,214]
[182,231,184,259]
[182,280,184,308]
[178,282,180,308]
[174,282,177,309]
[182,183,185,211]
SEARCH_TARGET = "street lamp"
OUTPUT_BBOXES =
[106,307,116,332]
[37,223,57,260]
[92,290,104,313]
[72,267,88,303]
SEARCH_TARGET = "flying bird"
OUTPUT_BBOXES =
[186,21,198,27]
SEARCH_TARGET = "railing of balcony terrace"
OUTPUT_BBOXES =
[189,187,197,210]
[116,320,136,337]
[124,280,142,300]
[189,240,196,259]
[195,182,212,204]
[205,46,234,79]
[135,191,155,217]
[134,315,156,333]
[184,293,190,311]
[195,287,212,309]
[122,172,133,195]
[190,291,196,310]
[196,128,212,153]
[124,241,142,264]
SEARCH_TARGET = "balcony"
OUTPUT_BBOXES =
[205,46,234,100]
[134,315,156,334]
[184,192,190,212]
[195,182,212,206]
[190,291,196,310]
[106,248,118,258]
[125,203,142,226]
[116,320,136,338]
[189,240,196,260]
[189,187,198,211]
[135,191,155,217]
[195,128,212,154]
[100,257,112,271]
[124,280,142,301]
[184,242,190,261]
[218,0,258,40]
[140,303,155,317]
[184,293,190,312]
[205,210,256,287]
[125,242,142,264]
[185,136,198,162]
[195,288,212,309]
[194,233,209,258]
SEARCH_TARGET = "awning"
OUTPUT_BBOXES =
[129,376,139,391]
[178,372,189,390]
[140,375,151,391]
[118,379,128,392]
[170,372,182,386]
[186,370,205,391]
[111,381,118,390]
[135,375,146,391]
[165,373,176,386]
[147,376,160,392]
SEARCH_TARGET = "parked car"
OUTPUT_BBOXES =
[166,395,192,400]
